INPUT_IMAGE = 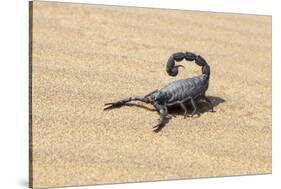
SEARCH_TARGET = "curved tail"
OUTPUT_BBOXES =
[166,52,210,79]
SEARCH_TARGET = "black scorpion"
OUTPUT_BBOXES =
[104,52,214,132]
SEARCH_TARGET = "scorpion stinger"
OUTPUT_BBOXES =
[104,51,214,132]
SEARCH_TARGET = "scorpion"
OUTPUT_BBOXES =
[104,51,214,132]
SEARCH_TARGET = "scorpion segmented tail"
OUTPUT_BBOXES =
[166,52,210,79]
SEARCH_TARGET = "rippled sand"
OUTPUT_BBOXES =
[30,1,271,188]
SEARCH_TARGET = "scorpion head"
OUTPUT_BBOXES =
[148,91,166,104]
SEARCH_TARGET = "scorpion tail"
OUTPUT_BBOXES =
[166,52,210,78]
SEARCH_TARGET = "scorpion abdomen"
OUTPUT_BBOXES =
[161,74,208,104]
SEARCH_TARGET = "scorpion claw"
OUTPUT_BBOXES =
[104,101,123,110]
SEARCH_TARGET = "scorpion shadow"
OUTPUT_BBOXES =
[168,96,225,115]
[199,96,226,112]
[154,96,225,132]
[106,96,225,132]
[153,96,226,132]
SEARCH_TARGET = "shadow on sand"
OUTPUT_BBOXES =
[154,96,225,132]
[105,96,226,132]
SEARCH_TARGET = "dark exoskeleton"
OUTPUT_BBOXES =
[104,52,214,132]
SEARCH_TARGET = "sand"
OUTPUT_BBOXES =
[29,1,272,188]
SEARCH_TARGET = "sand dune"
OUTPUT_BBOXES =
[30,1,271,188]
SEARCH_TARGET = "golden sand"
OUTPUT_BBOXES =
[30,1,271,188]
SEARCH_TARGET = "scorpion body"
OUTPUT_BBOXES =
[104,51,214,132]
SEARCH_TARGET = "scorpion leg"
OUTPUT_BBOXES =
[153,103,168,132]
[154,102,176,118]
[179,102,188,118]
[167,97,192,118]
[104,96,149,110]
[191,98,200,117]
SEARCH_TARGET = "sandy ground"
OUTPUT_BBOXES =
[30,1,272,188]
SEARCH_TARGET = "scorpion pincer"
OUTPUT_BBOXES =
[104,51,214,132]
